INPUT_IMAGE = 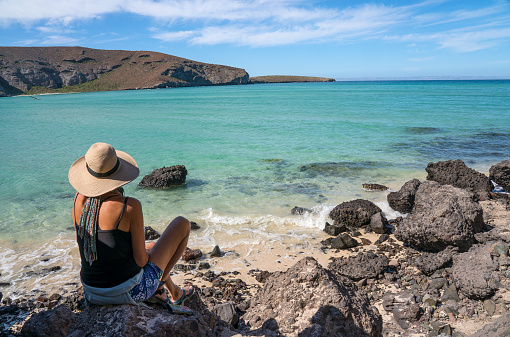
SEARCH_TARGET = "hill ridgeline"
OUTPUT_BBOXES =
[0,47,250,97]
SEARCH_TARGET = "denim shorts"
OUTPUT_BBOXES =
[128,261,164,302]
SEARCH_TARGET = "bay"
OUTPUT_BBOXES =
[0,80,509,297]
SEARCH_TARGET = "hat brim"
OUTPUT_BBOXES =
[68,150,139,197]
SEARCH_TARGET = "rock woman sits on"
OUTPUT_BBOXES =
[69,142,194,314]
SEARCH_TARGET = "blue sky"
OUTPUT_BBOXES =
[1,0,509,79]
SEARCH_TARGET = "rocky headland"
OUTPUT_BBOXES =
[0,47,250,97]
[2,158,510,336]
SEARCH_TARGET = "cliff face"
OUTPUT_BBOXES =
[0,47,250,96]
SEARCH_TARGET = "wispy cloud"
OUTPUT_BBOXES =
[1,0,509,51]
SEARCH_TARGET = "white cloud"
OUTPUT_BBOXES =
[1,0,509,52]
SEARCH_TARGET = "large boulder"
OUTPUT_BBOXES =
[138,165,187,188]
[21,291,216,337]
[329,199,382,230]
[489,159,510,192]
[328,252,389,281]
[451,245,499,300]
[386,179,421,214]
[425,159,491,199]
[243,257,383,337]
[21,304,75,337]
[395,181,484,251]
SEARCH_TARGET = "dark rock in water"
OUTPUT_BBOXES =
[321,233,358,250]
[425,159,492,199]
[211,302,238,327]
[470,310,510,337]
[395,181,484,252]
[387,179,421,214]
[144,225,161,240]
[415,247,457,276]
[489,159,510,192]
[323,221,347,236]
[210,245,221,257]
[190,221,201,230]
[291,206,311,215]
[329,251,389,281]
[366,212,388,234]
[452,245,499,300]
[243,257,383,337]
[138,165,187,188]
[329,199,382,230]
[362,183,389,191]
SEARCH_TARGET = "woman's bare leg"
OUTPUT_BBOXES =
[148,216,191,301]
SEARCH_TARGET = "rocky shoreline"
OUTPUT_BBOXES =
[1,159,510,336]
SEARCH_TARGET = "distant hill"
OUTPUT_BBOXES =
[250,75,335,84]
[0,47,250,97]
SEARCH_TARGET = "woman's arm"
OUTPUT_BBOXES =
[128,198,150,268]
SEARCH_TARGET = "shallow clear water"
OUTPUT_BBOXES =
[0,80,509,297]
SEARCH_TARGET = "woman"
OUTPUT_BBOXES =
[69,142,194,313]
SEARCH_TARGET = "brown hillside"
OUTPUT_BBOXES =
[0,47,249,96]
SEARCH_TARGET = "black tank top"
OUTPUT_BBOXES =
[75,196,142,288]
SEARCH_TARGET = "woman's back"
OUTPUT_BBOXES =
[73,193,141,288]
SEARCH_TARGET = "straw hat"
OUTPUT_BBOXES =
[69,143,139,197]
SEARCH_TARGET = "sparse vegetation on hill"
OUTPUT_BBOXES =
[0,47,250,97]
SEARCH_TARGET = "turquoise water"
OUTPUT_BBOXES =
[0,80,509,296]
[1,80,509,242]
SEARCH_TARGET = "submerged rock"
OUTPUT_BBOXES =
[243,257,383,337]
[425,159,491,199]
[329,199,382,230]
[138,165,187,188]
[291,206,311,215]
[395,181,484,252]
[362,183,389,191]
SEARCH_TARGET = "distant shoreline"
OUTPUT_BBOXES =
[249,75,335,84]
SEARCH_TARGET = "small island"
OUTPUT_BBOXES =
[249,75,335,84]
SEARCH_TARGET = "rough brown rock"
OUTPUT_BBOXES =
[395,181,484,251]
[387,179,421,214]
[489,159,510,192]
[243,257,383,337]
[329,252,389,281]
[329,199,382,230]
[451,245,499,300]
[425,159,491,199]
